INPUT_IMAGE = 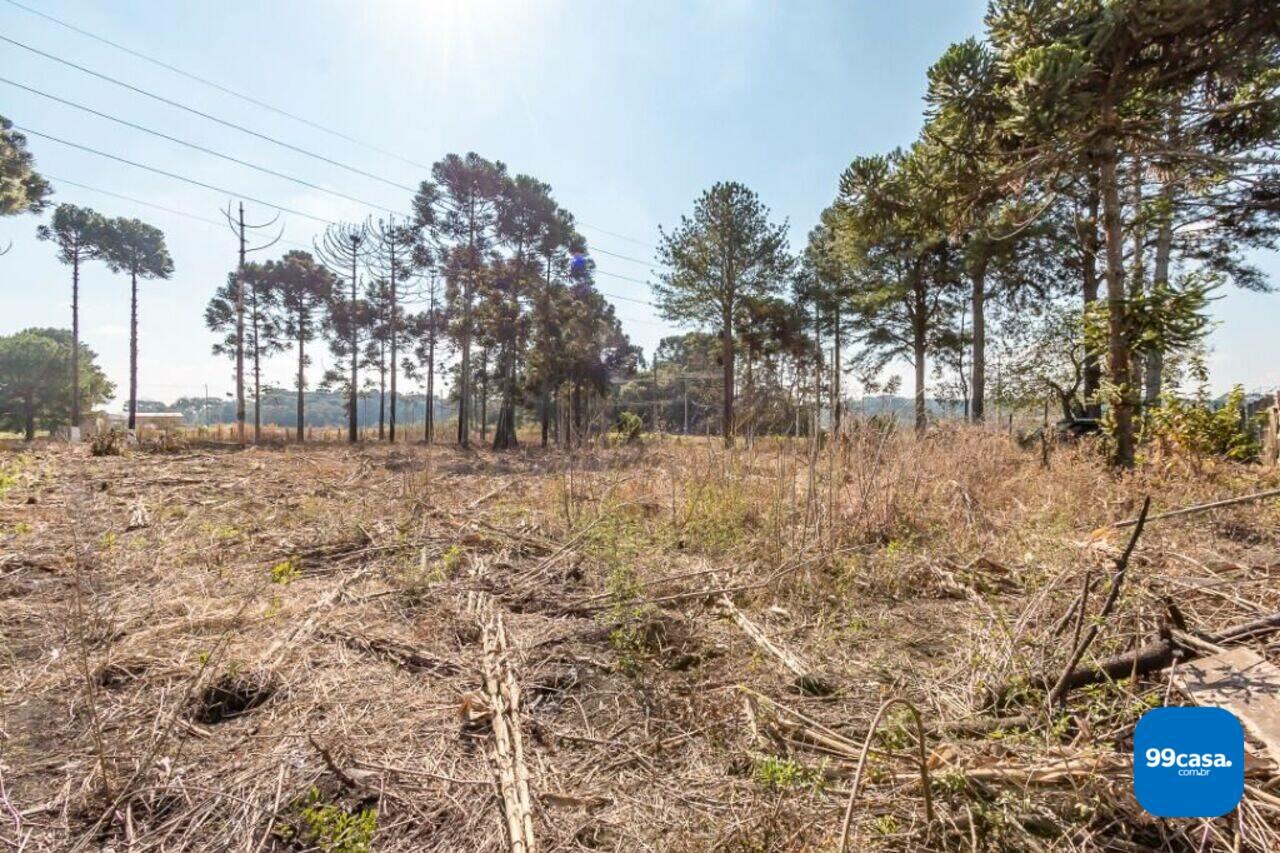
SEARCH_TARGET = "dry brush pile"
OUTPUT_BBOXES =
[1,425,1279,851]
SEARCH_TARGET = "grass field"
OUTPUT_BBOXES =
[3,427,1279,851]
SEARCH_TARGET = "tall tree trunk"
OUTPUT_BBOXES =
[911,265,927,434]
[128,268,139,431]
[1099,125,1134,467]
[24,393,35,441]
[479,349,489,443]
[721,309,736,448]
[813,299,823,433]
[458,215,476,449]
[970,246,989,423]
[1145,188,1175,407]
[494,345,518,450]
[425,335,435,443]
[540,388,550,447]
[252,298,262,442]
[296,327,306,442]
[833,303,842,433]
[389,265,398,443]
[71,253,81,429]
[1129,158,1147,416]
[1082,172,1102,418]
[347,261,358,443]
[235,203,247,446]
[377,341,386,441]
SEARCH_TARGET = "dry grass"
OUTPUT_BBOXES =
[1,425,1278,851]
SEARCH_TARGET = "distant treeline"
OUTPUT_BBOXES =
[136,391,453,429]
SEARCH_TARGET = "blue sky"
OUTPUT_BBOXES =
[1,0,1274,407]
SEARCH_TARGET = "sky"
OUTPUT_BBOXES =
[1,0,1275,409]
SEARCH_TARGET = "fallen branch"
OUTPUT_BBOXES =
[720,595,832,695]
[473,594,537,853]
[1047,497,1150,706]
[995,609,1280,704]
[1112,487,1280,529]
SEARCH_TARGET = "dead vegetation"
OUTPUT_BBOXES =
[2,425,1279,850]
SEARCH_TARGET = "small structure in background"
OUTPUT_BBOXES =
[79,410,186,438]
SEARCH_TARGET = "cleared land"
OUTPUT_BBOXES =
[3,428,1280,851]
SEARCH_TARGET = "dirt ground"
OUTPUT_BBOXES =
[2,429,1279,851]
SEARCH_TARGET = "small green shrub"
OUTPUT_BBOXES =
[613,411,644,445]
[751,755,824,790]
[1147,385,1260,462]
[0,461,18,499]
[675,480,753,554]
[270,556,301,585]
[439,543,464,576]
[285,787,377,853]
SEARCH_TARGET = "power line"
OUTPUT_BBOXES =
[16,125,338,225]
[0,34,418,194]
[590,245,651,266]
[578,222,655,250]
[40,171,660,317]
[0,0,436,174]
[595,269,651,286]
[1,76,405,216]
[16,80,655,266]
[0,1,658,251]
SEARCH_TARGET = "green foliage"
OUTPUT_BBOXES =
[1147,385,1260,462]
[270,556,301,585]
[100,217,174,281]
[613,411,643,444]
[608,625,647,675]
[654,181,793,445]
[751,755,824,790]
[0,115,52,216]
[0,328,115,439]
[0,458,20,499]
[286,787,377,853]
[675,480,753,554]
[37,204,108,267]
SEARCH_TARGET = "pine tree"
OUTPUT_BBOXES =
[99,217,173,430]
[37,204,108,427]
[654,182,792,447]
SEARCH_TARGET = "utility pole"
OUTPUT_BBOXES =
[223,201,281,445]
[651,354,659,433]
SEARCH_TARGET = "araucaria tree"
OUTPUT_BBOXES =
[265,251,335,441]
[205,263,284,441]
[315,221,369,443]
[413,153,508,448]
[100,217,173,430]
[1,116,51,218]
[37,204,107,427]
[407,273,444,443]
[975,0,1280,466]
[367,217,423,442]
[654,182,792,447]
